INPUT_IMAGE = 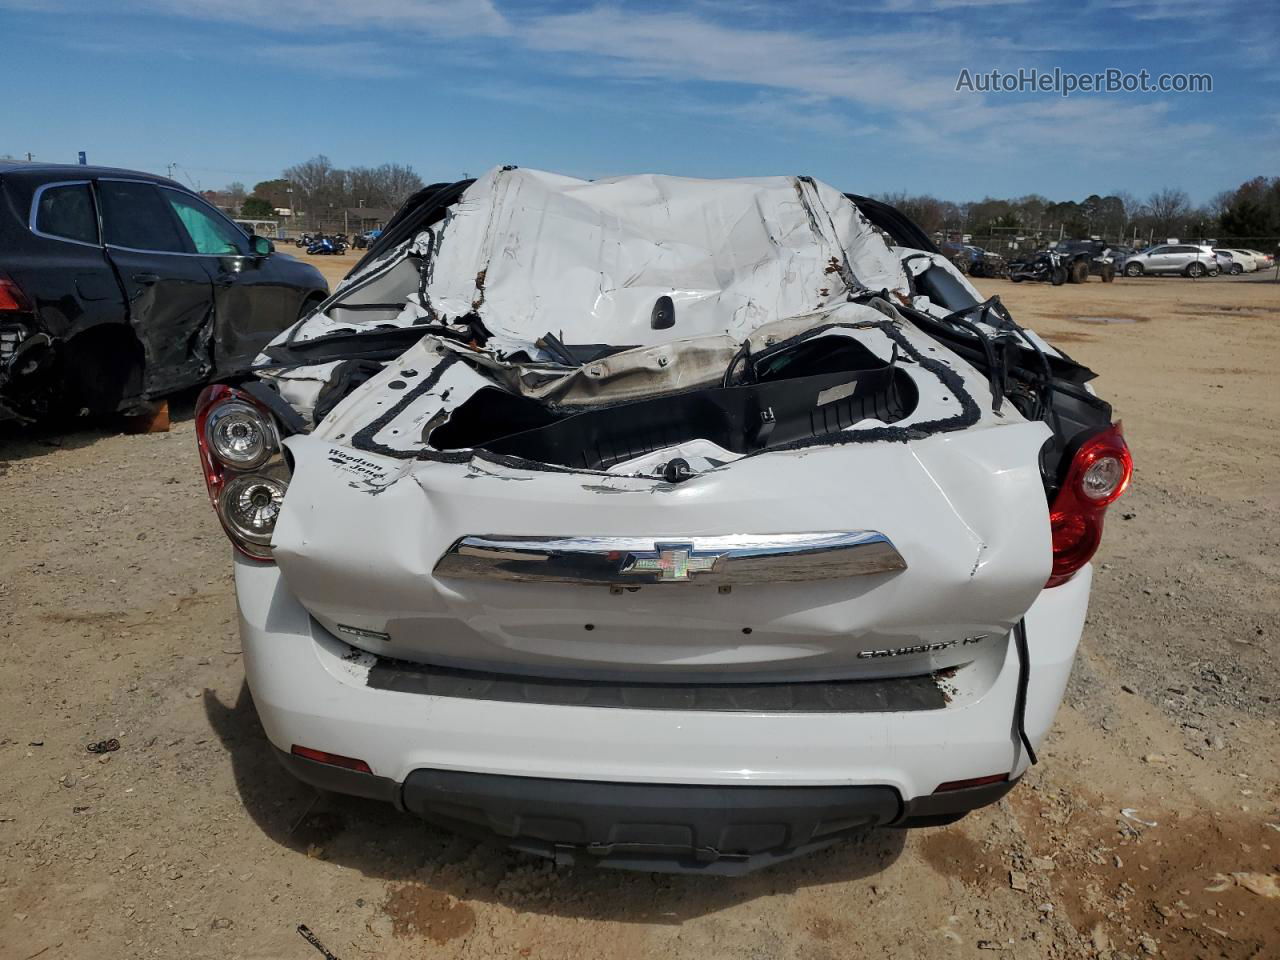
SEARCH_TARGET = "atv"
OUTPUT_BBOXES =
[1010,240,1116,285]
[1048,239,1117,283]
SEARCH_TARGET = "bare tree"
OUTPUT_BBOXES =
[279,158,424,226]
[378,163,424,206]
[1145,187,1191,239]
[284,155,343,217]
[1207,189,1234,222]
[344,166,384,207]
[876,191,948,236]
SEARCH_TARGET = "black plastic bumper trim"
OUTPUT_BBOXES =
[271,744,401,807]
[365,653,948,712]
[400,768,903,875]
[896,776,1020,826]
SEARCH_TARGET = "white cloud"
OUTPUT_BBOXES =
[7,0,512,36]
[522,7,966,111]
[870,0,1030,9]
[253,41,411,78]
[892,96,1216,164]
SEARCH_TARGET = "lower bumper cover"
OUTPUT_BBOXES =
[273,746,1016,874]
[404,768,900,874]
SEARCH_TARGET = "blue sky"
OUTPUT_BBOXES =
[2,0,1275,204]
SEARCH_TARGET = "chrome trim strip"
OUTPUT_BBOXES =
[105,243,246,259]
[434,532,907,585]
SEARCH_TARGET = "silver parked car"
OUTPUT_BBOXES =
[1120,243,1218,278]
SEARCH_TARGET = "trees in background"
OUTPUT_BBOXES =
[873,176,1278,251]
[251,178,293,211]
[876,189,1136,246]
[1219,176,1280,243]
[1144,187,1192,239]
[276,155,424,219]
[240,196,275,218]
[344,163,423,209]
[230,156,427,228]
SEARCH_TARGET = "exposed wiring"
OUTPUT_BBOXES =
[722,340,753,388]
[1013,618,1038,766]
[415,226,439,323]
[935,302,1005,414]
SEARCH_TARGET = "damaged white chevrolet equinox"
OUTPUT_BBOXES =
[196,167,1131,874]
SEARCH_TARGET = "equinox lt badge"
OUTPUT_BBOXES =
[857,634,990,659]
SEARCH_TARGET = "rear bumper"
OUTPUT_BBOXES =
[238,557,1089,868]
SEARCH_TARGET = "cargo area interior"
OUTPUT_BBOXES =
[305,253,923,471]
[430,335,920,470]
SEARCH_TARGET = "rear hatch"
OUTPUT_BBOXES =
[271,414,1051,682]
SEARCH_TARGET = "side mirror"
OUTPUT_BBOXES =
[250,235,273,256]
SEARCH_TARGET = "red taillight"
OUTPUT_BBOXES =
[291,745,372,774]
[934,773,1009,793]
[195,384,238,507]
[0,273,32,313]
[1046,423,1132,587]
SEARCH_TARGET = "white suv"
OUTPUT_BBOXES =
[195,169,1132,874]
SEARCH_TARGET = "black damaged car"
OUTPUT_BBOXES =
[0,163,328,423]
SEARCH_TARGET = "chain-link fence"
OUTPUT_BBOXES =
[273,207,397,242]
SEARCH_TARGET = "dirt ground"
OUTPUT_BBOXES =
[2,256,1278,960]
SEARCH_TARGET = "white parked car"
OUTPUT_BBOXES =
[195,168,1132,874]
[1213,248,1250,274]
[1226,249,1261,273]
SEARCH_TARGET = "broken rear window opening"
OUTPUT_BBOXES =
[255,167,1111,487]
[428,331,921,470]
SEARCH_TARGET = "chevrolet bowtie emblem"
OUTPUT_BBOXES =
[620,542,722,581]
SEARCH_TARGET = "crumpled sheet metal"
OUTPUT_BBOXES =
[426,168,911,347]
[274,167,912,353]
